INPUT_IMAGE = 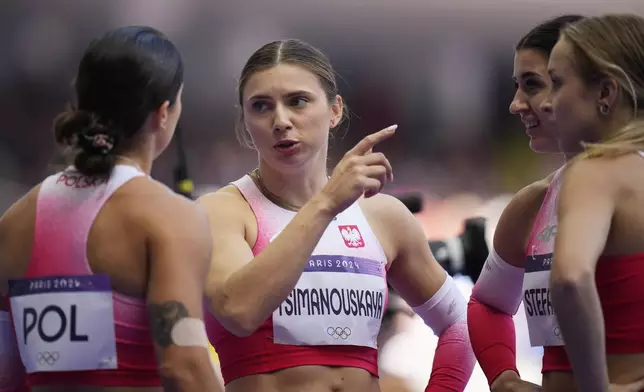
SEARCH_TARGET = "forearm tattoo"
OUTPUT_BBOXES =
[147,300,190,348]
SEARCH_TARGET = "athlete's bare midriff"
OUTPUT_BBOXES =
[226,365,380,392]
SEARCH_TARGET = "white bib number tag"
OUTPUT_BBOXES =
[273,255,387,348]
[523,253,564,347]
[9,275,118,373]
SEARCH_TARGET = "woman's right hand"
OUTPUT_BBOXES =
[317,125,397,216]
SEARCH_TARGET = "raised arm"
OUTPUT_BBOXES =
[200,127,396,336]
[198,189,336,336]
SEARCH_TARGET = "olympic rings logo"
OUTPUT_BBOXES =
[37,351,60,366]
[327,326,351,340]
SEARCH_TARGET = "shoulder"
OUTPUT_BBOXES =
[0,183,42,280]
[501,175,552,220]
[197,185,249,211]
[0,183,40,225]
[119,178,210,239]
[359,193,414,227]
[0,182,42,247]
[359,193,424,256]
[197,185,256,237]
[493,175,553,263]
[560,155,629,198]
[562,155,622,185]
[197,185,254,218]
[0,183,40,250]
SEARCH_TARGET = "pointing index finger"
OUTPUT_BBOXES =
[350,125,397,156]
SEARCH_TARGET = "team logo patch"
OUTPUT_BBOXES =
[338,225,364,248]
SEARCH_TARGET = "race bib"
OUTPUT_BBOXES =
[9,275,118,373]
[523,253,564,347]
[273,255,387,348]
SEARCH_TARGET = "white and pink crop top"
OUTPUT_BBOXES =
[205,174,390,384]
[8,165,162,387]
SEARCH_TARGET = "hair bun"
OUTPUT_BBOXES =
[53,108,88,146]
[54,109,116,155]
[77,132,115,155]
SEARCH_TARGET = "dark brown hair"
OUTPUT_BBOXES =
[516,14,585,55]
[54,26,183,176]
